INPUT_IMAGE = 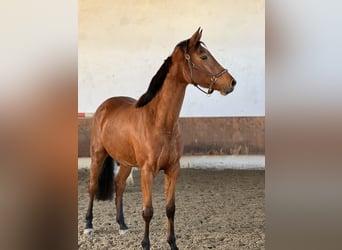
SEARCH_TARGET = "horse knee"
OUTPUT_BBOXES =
[166,203,175,219]
[142,206,153,222]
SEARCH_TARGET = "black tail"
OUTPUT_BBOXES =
[95,155,114,201]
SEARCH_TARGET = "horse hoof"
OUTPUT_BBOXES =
[83,228,94,235]
[119,229,129,235]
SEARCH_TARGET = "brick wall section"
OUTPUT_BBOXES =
[78,117,264,157]
[78,118,92,157]
[179,117,264,155]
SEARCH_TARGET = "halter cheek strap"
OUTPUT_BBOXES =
[184,52,228,95]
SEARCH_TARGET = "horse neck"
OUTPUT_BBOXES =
[147,72,187,133]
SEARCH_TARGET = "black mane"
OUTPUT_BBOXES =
[136,56,173,107]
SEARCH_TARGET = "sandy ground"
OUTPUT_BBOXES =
[78,168,265,249]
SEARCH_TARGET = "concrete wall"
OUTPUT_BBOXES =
[79,0,265,117]
[78,117,264,157]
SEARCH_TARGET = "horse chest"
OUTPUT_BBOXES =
[154,136,180,167]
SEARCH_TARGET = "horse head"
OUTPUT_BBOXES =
[177,28,236,95]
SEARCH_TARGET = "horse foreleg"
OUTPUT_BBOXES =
[115,164,132,234]
[141,168,154,250]
[165,164,180,250]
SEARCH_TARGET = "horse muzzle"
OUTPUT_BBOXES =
[220,78,236,96]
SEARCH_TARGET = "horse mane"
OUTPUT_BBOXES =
[136,56,173,108]
[136,39,203,108]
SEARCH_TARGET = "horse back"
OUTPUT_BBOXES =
[94,96,136,122]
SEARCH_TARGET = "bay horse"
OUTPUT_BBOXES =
[84,28,236,250]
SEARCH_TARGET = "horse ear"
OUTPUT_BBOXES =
[188,27,202,49]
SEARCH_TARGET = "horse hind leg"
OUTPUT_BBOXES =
[84,149,112,235]
[114,163,132,235]
[114,161,135,186]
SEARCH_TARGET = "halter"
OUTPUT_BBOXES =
[184,48,228,95]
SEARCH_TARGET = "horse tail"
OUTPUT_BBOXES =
[95,155,114,201]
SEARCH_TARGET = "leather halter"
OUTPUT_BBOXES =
[184,47,228,95]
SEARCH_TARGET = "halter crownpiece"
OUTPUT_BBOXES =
[184,51,228,95]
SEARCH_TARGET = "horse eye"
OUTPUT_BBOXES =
[200,55,208,60]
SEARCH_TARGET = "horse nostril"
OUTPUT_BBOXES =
[231,78,237,87]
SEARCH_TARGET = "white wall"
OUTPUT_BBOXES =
[79,0,264,117]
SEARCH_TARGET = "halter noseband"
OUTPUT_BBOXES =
[184,48,228,95]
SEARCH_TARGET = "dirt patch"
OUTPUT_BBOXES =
[78,168,264,249]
